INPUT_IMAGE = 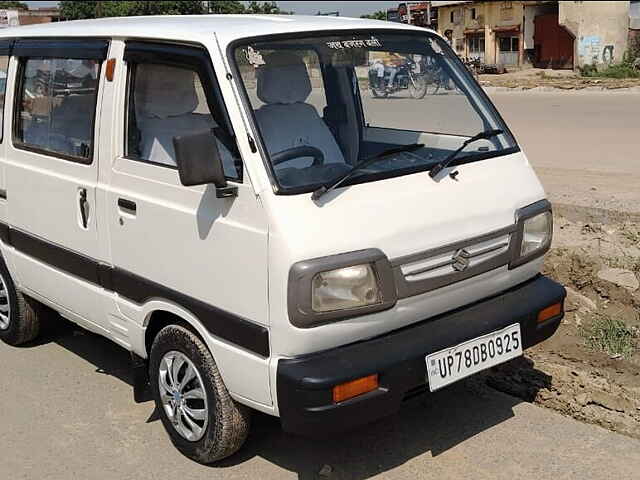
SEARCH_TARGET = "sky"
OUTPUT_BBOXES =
[25,1,401,18]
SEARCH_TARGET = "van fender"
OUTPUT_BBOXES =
[134,298,273,409]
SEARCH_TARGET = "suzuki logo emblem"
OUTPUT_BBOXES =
[452,249,471,272]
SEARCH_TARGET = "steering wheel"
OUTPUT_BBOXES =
[271,146,325,167]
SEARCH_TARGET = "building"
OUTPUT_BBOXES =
[559,1,631,68]
[627,0,639,55]
[18,7,61,25]
[0,7,60,28]
[435,1,632,70]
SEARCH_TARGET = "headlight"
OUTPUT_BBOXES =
[510,200,553,269]
[521,211,553,256]
[288,249,397,328]
[312,264,381,313]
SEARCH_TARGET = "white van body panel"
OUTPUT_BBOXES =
[115,296,273,410]
[1,52,109,328]
[93,38,272,406]
[266,152,546,356]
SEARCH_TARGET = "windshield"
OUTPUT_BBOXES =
[233,31,517,194]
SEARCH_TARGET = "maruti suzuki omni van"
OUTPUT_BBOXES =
[0,16,565,464]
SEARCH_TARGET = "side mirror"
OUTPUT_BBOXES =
[173,129,238,198]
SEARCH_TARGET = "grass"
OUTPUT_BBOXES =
[621,226,640,244]
[580,51,640,79]
[582,315,638,359]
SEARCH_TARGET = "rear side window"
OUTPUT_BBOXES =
[0,55,8,142]
[15,58,100,162]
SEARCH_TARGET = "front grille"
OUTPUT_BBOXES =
[391,225,516,299]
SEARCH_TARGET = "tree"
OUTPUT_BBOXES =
[361,10,387,21]
[59,0,289,19]
[0,1,28,10]
[206,1,246,14]
[61,1,206,20]
[60,1,99,20]
[131,1,205,16]
[246,1,283,14]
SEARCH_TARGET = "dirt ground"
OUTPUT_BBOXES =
[483,213,640,438]
[480,68,640,90]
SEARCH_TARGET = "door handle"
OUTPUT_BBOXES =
[78,188,89,229]
[117,198,137,214]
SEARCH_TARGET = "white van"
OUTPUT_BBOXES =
[0,16,565,463]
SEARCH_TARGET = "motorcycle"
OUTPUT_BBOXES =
[368,58,429,99]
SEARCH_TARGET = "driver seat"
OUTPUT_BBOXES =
[254,52,345,172]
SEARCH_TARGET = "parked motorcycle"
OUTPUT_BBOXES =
[368,57,429,99]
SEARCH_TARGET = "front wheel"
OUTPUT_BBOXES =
[409,74,428,99]
[150,324,250,464]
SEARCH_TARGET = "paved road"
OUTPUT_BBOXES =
[490,91,640,216]
[2,318,640,480]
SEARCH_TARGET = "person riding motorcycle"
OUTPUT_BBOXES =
[370,52,407,92]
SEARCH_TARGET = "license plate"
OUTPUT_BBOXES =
[425,324,522,392]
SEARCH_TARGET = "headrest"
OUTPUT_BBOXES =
[257,52,311,105]
[135,64,199,119]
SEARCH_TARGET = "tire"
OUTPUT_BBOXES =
[409,74,428,99]
[150,324,250,464]
[0,256,41,346]
[370,86,388,98]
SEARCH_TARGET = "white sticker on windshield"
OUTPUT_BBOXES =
[327,37,382,49]
[245,46,265,67]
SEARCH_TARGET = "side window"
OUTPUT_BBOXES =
[16,58,100,161]
[0,55,8,142]
[125,62,242,181]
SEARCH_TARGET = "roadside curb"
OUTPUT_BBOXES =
[483,86,640,94]
[552,202,640,224]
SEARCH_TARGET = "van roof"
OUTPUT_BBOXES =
[0,15,431,45]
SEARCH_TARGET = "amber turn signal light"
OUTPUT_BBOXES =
[332,374,379,403]
[106,58,116,82]
[537,302,563,323]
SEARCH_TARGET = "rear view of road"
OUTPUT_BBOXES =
[2,322,640,479]
[490,91,640,216]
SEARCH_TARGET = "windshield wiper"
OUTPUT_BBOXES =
[428,129,504,180]
[312,143,424,201]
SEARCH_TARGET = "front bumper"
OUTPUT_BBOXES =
[277,275,565,437]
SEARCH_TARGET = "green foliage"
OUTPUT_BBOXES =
[360,10,387,21]
[246,1,284,14]
[60,1,98,20]
[583,315,638,359]
[206,1,246,14]
[0,1,28,10]
[61,0,207,20]
[580,51,640,79]
[60,0,290,19]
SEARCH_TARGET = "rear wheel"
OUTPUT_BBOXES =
[150,324,250,464]
[0,256,41,346]
[370,86,388,98]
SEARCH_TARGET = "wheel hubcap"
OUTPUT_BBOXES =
[0,273,11,331]
[158,351,209,442]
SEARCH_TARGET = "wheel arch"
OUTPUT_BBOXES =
[139,299,274,410]
[142,301,209,359]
